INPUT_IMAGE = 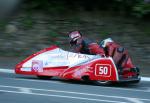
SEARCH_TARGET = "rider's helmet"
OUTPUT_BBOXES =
[68,31,82,46]
[100,38,113,48]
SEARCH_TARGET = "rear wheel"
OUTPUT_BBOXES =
[93,81,112,86]
[127,79,140,84]
[37,76,53,80]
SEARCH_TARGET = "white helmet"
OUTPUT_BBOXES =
[100,38,113,48]
[69,31,82,42]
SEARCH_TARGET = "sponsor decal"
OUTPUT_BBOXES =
[68,53,91,59]
[95,64,111,77]
[72,66,91,78]
[72,69,83,77]
[32,60,43,72]
[20,67,31,72]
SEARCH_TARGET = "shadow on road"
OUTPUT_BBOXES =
[15,76,142,88]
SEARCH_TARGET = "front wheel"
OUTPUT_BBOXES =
[37,76,53,80]
[93,81,112,86]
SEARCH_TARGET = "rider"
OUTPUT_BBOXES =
[68,31,105,56]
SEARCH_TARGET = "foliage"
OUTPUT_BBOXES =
[133,1,150,18]
[25,0,150,18]
[47,30,59,38]
[26,0,67,13]
[21,14,34,29]
[45,30,61,45]
[0,21,7,31]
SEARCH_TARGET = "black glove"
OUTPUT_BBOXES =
[70,39,77,46]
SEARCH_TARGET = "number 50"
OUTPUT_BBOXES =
[95,64,111,77]
[99,66,108,75]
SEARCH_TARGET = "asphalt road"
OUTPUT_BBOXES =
[0,71,150,103]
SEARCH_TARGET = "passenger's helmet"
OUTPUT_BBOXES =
[68,31,82,46]
[100,38,113,48]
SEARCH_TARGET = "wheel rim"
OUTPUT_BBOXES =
[97,81,109,84]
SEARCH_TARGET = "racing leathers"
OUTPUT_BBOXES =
[101,38,135,73]
[71,37,105,56]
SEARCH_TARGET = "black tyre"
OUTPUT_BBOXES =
[37,76,53,80]
[128,79,140,84]
[93,81,112,86]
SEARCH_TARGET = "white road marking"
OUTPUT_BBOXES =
[0,89,127,103]
[126,98,144,103]
[0,85,149,102]
[0,68,14,73]
[0,68,150,82]
[141,77,150,82]
[19,88,32,93]
[16,78,63,84]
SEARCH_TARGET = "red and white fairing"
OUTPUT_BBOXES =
[15,45,119,81]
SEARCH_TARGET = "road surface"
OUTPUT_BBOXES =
[0,69,150,103]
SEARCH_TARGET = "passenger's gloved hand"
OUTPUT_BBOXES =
[117,47,125,53]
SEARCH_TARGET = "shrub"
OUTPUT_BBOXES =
[24,0,150,18]
[133,1,150,18]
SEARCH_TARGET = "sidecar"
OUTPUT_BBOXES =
[15,45,140,85]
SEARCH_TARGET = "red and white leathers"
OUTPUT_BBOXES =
[101,38,135,70]
[71,37,105,56]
